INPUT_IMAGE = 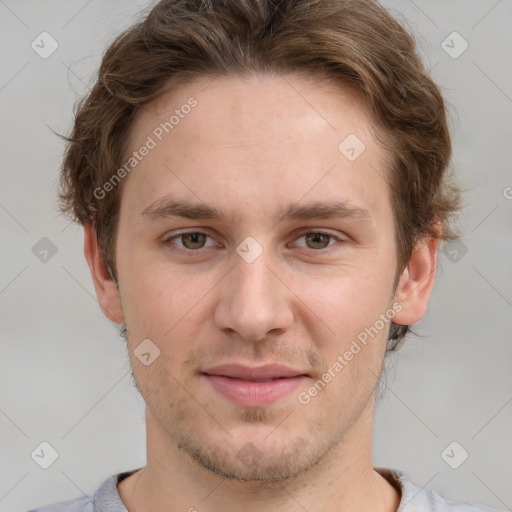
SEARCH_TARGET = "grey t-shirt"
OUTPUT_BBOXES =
[27,467,505,512]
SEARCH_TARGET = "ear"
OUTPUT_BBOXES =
[392,222,441,325]
[83,224,124,324]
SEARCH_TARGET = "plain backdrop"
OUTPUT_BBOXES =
[1,0,511,510]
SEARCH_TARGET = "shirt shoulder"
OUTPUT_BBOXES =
[27,467,507,512]
[25,473,129,512]
[376,467,506,512]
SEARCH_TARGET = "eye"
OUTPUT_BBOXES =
[292,230,344,251]
[163,231,217,252]
[163,229,344,255]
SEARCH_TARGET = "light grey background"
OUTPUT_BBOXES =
[1,0,511,510]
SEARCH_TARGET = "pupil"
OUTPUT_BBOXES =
[308,233,328,248]
[185,233,204,248]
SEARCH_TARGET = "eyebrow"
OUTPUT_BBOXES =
[140,197,371,224]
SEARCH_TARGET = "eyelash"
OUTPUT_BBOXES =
[162,229,345,255]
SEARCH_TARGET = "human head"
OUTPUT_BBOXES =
[58,0,460,351]
[63,0,463,485]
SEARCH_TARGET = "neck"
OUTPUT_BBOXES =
[118,395,400,512]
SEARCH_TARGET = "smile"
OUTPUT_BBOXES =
[201,364,309,407]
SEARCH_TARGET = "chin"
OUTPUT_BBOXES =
[175,422,339,483]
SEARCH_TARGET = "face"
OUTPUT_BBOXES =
[87,72,436,482]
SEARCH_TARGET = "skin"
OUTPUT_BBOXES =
[84,72,440,511]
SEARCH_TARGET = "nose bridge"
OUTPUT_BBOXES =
[214,243,294,341]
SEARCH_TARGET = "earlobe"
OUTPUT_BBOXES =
[83,224,124,324]
[392,227,441,326]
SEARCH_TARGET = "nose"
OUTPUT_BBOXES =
[214,249,295,343]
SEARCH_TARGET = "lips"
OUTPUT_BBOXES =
[201,364,308,407]
[203,364,306,381]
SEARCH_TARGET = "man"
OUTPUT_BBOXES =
[29,0,503,510]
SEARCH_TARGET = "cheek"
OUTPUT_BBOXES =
[117,247,215,352]
[296,272,392,408]
[130,353,191,423]
[294,266,395,343]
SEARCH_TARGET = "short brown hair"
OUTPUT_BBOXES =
[58,0,461,350]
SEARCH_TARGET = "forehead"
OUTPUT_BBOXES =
[140,72,375,144]
[122,72,392,226]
